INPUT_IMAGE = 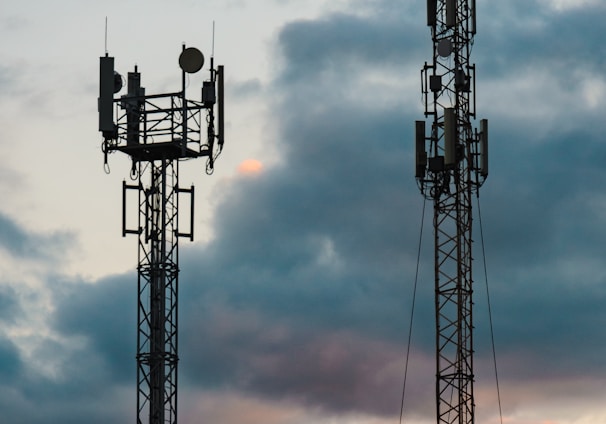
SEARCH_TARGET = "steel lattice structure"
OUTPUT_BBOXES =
[99,46,224,424]
[415,1,488,423]
[132,158,181,424]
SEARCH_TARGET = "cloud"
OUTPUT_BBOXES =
[540,0,602,12]
[0,214,131,423]
[170,5,439,418]
[0,211,74,261]
[52,273,136,383]
[2,1,606,423]
[0,336,22,383]
[174,2,606,421]
[0,65,19,97]
[232,78,264,98]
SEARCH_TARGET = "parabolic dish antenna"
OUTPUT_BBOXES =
[179,47,204,73]
[113,71,123,93]
[437,39,453,58]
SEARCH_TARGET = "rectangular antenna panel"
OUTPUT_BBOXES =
[202,81,216,105]
[446,0,456,28]
[125,71,142,146]
[415,121,427,178]
[427,0,437,26]
[444,108,456,165]
[480,119,488,177]
[430,75,442,92]
[99,56,115,134]
[471,0,477,34]
[218,65,225,147]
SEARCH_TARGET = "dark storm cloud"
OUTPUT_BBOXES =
[175,1,606,416]
[468,6,606,391]
[0,211,73,260]
[0,274,135,424]
[0,285,22,324]
[478,125,606,267]
[465,1,606,377]
[9,1,606,422]
[477,1,606,74]
[173,5,437,416]
[53,273,136,383]
[276,10,423,82]
[179,300,410,416]
[0,334,22,382]
[0,216,132,422]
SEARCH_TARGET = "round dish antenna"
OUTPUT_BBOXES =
[179,47,205,73]
[113,71,123,93]
[437,39,453,58]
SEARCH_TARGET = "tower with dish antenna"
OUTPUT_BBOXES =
[98,40,224,424]
[415,0,488,423]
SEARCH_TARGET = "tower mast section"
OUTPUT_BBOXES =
[415,1,488,423]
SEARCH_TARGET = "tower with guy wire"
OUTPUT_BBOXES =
[98,43,225,424]
[415,0,488,423]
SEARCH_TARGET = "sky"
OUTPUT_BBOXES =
[0,0,606,423]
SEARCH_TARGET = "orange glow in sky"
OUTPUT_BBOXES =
[237,159,263,175]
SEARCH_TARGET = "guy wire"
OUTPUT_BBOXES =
[477,193,504,424]
[399,197,427,424]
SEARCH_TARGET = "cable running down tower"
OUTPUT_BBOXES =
[415,1,488,423]
[98,45,225,424]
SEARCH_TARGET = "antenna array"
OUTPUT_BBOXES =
[98,44,225,424]
[414,1,488,423]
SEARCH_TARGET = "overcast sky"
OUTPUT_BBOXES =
[1,0,606,423]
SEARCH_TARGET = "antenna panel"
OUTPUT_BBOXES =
[471,0,477,34]
[430,75,442,92]
[125,70,143,146]
[480,119,488,177]
[446,0,456,28]
[416,120,427,178]
[444,108,456,165]
[202,81,216,105]
[218,65,225,148]
[427,0,437,26]
[99,56,116,134]
[455,68,470,92]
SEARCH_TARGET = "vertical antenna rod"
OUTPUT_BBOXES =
[414,1,488,423]
[212,21,216,58]
[105,17,108,55]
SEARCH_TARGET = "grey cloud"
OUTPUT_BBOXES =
[276,8,425,83]
[0,337,22,383]
[179,300,410,416]
[0,212,74,261]
[168,7,442,414]
[232,78,264,98]
[7,0,606,422]
[477,1,606,73]
[0,66,18,96]
[0,285,22,324]
[52,273,136,383]
[0,274,134,424]
[176,1,606,413]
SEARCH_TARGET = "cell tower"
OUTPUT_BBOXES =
[98,45,225,424]
[415,1,488,423]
